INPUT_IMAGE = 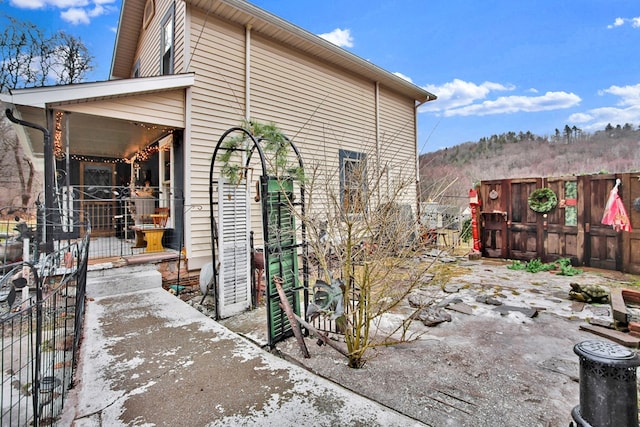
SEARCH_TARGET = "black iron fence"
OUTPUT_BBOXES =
[1,210,90,426]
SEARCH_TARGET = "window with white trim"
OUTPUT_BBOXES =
[340,149,367,214]
[160,7,174,75]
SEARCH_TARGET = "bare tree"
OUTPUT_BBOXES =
[52,31,94,84]
[0,15,93,207]
[0,116,39,208]
[0,15,94,93]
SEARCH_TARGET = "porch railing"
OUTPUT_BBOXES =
[1,211,90,426]
[58,186,182,261]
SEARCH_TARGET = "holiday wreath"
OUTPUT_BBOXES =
[528,187,557,213]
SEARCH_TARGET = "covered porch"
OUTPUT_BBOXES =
[1,74,194,263]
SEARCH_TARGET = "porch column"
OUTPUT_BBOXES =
[44,108,55,253]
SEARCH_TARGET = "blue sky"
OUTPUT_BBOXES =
[2,0,640,153]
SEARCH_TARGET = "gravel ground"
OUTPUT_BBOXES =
[215,257,640,427]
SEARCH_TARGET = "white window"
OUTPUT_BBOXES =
[161,8,174,75]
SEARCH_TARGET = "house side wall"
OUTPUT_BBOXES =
[187,11,247,267]
[378,86,418,209]
[248,33,377,246]
[182,9,418,269]
[59,90,186,127]
[134,0,186,78]
[174,0,186,73]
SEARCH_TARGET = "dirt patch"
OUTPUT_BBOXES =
[216,257,640,427]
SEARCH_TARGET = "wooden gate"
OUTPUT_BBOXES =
[622,174,640,274]
[580,174,620,270]
[480,172,639,273]
[545,176,580,264]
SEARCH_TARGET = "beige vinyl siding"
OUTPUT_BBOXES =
[181,9,419,268]
[59,91,186,128]
[247,34,379,248]
[135,0,185,77]
[250,33,376,184]
[173,0,186,73]
[186,11,247,267]
[378,86,418,209]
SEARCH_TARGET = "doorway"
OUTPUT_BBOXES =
[80,163,116,236]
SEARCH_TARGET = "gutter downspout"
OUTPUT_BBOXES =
[374,81,381,204]
[5,108,55,254]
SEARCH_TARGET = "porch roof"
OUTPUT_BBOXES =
[1,74,194,161]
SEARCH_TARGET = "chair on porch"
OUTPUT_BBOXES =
[151,207,169,228]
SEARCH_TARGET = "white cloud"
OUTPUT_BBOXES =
[598,83,640,106]
[10,0,114,24]
[420,79,515,112]
[61,8,90,25]
[318,28,354,48]
[418,78,580,117]
[393,72,413,83]
[607,16,640,29]
[10,0,88,8]
[445,91,581,117]
[9,0,46,8]
[51,0,89,7]
[570,83,640,131]
[607,17,625,29]
[568,105,640,132]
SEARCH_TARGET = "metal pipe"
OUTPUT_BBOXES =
[5,108,55,254]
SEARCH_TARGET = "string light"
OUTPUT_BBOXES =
[54,111,65,159]
[70,154,130,164]
[67,131,173,164]
[134,142,160,162]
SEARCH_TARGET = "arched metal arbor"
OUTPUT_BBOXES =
[207,126,308,347]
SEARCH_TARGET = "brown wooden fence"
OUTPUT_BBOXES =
[479,172,640,274]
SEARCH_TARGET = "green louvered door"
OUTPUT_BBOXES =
[263,177,301,346]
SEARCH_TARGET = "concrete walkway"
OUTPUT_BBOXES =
[61,266,425,426]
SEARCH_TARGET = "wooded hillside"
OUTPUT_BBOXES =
[419,124,640,208]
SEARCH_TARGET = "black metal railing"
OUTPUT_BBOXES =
[1,212,90,426]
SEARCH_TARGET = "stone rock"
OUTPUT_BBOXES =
[443,283,464,293]
[447,302,474,315]
[411,307,452,326]
[586,305,610,317]
[419,273,434,283]
[493,305,538,318]
[408,289,437,308]
[589,318,614,329]
[476,294,503,306]
[437,297,463,308]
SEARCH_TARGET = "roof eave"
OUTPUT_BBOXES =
[1,74,195,109]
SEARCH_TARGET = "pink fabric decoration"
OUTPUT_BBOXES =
[601,179,632,232]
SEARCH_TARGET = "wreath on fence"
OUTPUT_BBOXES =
[528,187,558,213]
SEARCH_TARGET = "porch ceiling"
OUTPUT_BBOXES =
[15,105,173,160]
